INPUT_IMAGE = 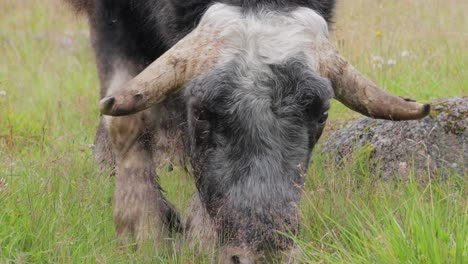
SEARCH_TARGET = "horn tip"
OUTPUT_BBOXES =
[99,96,115,115]
[422,103,431,116]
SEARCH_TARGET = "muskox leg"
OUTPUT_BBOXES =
[107,109,182,246]
[97,60,182,247]
[185,193,217,252]
[94,120,115,175]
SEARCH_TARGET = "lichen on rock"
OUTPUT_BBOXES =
[322,97,467,179]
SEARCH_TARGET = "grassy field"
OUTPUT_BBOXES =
[0,0,466,263]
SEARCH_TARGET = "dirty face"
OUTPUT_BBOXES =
[185,57,332,256]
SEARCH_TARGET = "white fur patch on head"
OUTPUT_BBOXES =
[199,3,329,66]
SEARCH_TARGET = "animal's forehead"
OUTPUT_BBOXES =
[200,3,329,37]
[200,3,329,66]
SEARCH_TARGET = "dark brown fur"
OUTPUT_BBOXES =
[63,0,94,14]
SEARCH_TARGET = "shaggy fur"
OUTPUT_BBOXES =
[184,7,333,259]
[66,0,336,262]
[185,56,332,257]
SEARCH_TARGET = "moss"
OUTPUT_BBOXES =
[443,111,466,135]
[429,98,467,135]
[429,109,439,118]
[429,99,450,118]
[363,121,377,133]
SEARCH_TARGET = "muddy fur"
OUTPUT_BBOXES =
[185,193,218,253]
[107,105,184,242]
[186,194,301,263]
[94,56,186,244]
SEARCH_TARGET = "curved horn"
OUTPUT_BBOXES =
[312,38,430,120]
[100,28,224,116]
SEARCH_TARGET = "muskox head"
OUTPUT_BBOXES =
[99,3,429,262]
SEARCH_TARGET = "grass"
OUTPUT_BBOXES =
[298,153,466,263]
[0,0,466,263]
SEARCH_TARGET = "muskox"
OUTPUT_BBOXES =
[65,0,430,262]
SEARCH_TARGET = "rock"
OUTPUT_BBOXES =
[322,97,467,179]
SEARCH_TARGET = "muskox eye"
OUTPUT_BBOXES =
[195,109,209,121]
[318,111,328,123]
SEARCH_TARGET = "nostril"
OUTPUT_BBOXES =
[231,255,241,264]
[223,247,257,264]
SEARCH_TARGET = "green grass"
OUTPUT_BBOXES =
[298,153,466,263]
[0,0,467,263]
